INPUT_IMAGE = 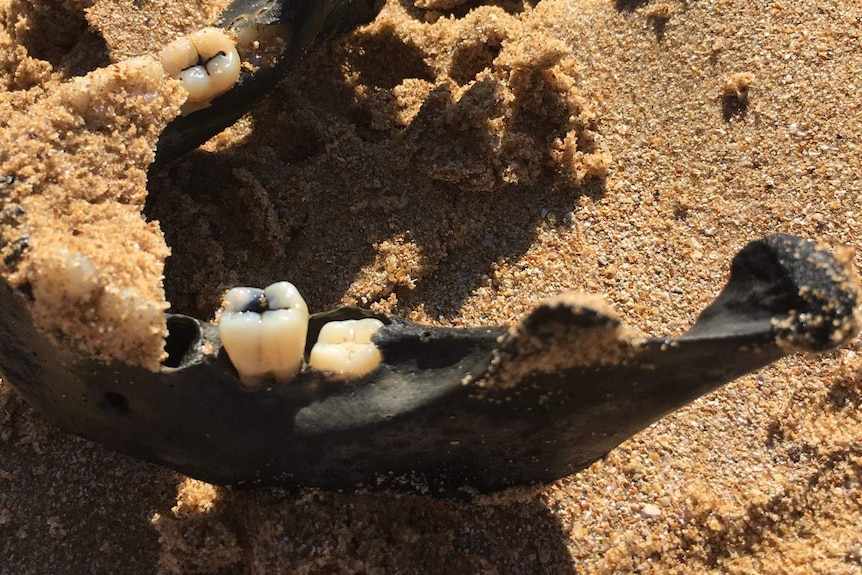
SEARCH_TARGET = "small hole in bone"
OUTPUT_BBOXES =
[162,315,202,368]
[102,392,130,416]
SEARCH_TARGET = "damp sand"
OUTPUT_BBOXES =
[1,0,861,573]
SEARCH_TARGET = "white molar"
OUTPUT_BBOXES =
[309,318,385,379]
[159,27,241,113]
[218,282,309,388]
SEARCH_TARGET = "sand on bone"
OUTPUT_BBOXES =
[0,50,186,368]
[1,0,862,574]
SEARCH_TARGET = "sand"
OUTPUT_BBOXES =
[1,0,861,573]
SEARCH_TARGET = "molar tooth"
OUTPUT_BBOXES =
[309,318,385,380]
[261,281,308,381]
[228,14,260,47]
[218,282,308,388]
[218,309,266,386]
[159,27,241,113]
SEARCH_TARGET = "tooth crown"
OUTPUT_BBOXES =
[309,318,385,379]
[317,318,383,344]
[159,27,241,113]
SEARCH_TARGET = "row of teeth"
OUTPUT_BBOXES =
[159,27,241,115]
[218,282,385,388]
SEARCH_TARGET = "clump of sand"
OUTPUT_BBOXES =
[477,293,640,392]
[0,5,185,368]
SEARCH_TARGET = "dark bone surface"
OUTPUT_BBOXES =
[0,234,857,498]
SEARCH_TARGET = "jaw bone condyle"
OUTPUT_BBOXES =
[218,282,386,387]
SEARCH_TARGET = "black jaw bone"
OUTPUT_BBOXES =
[0,234,857,499]
[152,0,385,170]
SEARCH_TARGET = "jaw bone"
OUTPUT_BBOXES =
[159,27,241,115]
[309,318,385,379]
[218,281,308,388]
[0,235,858,495]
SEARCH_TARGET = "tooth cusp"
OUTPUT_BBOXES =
[218,282,308,388]
[264,281,307,312]
[159,27,241,114]
[159,37,197,77]
[309,318,385,380]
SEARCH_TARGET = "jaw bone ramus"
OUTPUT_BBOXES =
[0,234,857,498]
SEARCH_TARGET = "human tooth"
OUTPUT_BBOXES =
[159,27,241,114]
[309,318,385,379]
[218,282,308,388]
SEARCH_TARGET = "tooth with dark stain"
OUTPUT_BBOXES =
[218,281,308,388]
[159,27,241,115]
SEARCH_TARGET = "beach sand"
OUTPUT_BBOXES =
[1,0,861,573]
